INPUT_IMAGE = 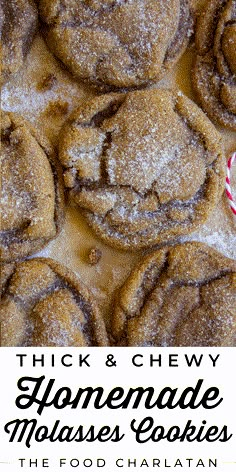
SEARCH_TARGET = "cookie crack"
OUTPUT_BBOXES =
[9,279,63,313]
[69,286,94,343]
[173,104,211,155]
[100,131,113,182]
[118,269,234,345]
[0,222,33,244]
[5,273,95,345]
[1,2,20,40]
[54,19,135,77]
[125,269,234,323]
[82,0,130,17]
[165,0,193,63]
[115,255,169,344]
[193,53,236,126]
[1,122,17,143]
[76,98,125,130]
[219,21,236,77]
[94,180,206,235]
[125,255,169,323]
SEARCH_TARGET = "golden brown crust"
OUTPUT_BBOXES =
[39,0,193,90]
[0,0,38,85]
[0,111,64,263]
[0,257,108,346]
[58,89,225,250]
[113,242,236,346]
[192,0,236,130]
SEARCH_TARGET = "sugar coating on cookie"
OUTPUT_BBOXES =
[0,0,38,85]
[0,258,108,346]
[192,0,236,130]
[59,89,225,250]
[113,242,236,347]
[39,0,192,89]
[0,112,64,262]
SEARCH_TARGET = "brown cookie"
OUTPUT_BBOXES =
[39,0,192,90]
[113,242,236,347]
[0,258,108,346]
[0,0,38,85]
[58,89,225,250]
[192,0,236,130]
[0,112,64,262]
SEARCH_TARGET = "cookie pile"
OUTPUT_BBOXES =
[1,0,235,347]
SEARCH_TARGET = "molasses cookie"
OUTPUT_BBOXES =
[59,89,225,250]
[0,0,38,85]
[0,112,64,263]
[0,258,108,346]
[192,0,236,130]
[39,0,192,90]
[113,242,236,346]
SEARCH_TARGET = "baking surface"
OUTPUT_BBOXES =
[1,0,235,329]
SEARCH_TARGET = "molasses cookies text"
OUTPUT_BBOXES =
[3,374,232,448]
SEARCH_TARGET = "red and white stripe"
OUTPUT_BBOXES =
[225,152,236,215]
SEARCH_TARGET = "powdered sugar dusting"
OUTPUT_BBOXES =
[181,193,236,259]
[1,35,95,144]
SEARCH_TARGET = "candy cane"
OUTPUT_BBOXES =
[225,152,236,215]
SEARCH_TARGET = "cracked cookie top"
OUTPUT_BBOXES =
[113,242,236,346]
[0,258,108,346]
[0,0,38,85]
[59,89,225,250]
[39,0,192,90]
[192,0,236,130]
[0,112,64,263]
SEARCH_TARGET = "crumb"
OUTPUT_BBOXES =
[37,74,57,91]
[87,248,102,265]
